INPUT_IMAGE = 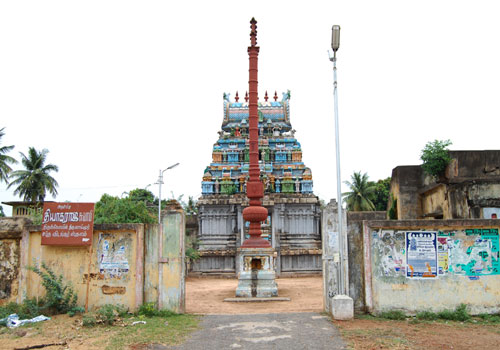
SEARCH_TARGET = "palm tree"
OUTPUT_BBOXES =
[0,127,17,184]
[8,147,59,202]
[342,171,376,211]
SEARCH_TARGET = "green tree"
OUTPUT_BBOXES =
[0,206,5,217]
[128,188,156,206]
[420,139,452,178]
[94,194,156,224]
[0,127,17,184]
[368,177,391,211]
[8,147,59,202]
[343,171,376,211]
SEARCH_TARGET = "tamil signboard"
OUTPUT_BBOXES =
[406,231,438,279]
[41,202,95,246]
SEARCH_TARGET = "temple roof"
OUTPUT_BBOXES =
[200,90,314,196]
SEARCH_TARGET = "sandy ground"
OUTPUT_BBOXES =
[185,276,324,314]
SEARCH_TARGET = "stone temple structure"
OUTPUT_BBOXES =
[194,91,322,276]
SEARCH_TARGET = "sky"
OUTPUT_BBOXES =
[1,1,500,215]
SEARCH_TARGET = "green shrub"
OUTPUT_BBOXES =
[67,306,85,317]
[416,311,438,320]
[378,310,406,320]
[20,298,43,319]
[97,304,118,325]
[137,302,176,318]
[0,302,22,319]
[420,139,452,178]
[477,313,500,323]
[27,262,78,315]
[437,304,470,321]
[0,298,45,321]
[82,314,97,327]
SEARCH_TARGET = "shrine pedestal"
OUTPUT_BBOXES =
[236,247,278,298]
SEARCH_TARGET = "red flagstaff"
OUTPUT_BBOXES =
[241,18,270,248]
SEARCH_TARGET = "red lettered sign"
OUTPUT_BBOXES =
[41,202,95,246]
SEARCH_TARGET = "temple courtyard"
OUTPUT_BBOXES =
[186,276,324,315]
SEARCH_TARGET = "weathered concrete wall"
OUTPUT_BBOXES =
[363,219,500,315]
[158,205,185,313]
[1,211,187,312]
[390,151,500,220]
[0,217,31,304]
[321,200,347,314]
[20,224,144,312]
[346,211,386,311]
[390,166,423,220]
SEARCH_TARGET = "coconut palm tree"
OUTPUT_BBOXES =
[342,171,376,211]
[0,127,17,184]
[8,147,59,202]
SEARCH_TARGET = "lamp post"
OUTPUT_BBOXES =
[329,25,346,296]
[157,163,180,225]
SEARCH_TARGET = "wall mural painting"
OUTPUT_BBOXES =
[373,228,499,279]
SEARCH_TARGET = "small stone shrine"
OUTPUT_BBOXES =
[195,21,321,277]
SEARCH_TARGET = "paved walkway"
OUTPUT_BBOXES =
[157,312,346,350]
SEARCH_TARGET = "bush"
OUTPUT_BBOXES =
[137,302,176,318]
[477,313,500,323]
[438,304,470,321]
[416,310,438,320]
[27,261,78,315]
[0,298,44,322]
[420,139,452,178]
[82,314,97,327]
[82,304,128,327]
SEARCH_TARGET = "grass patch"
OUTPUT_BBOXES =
[477,313,500,323]
[416,310,439,321]
[339,327,410,350]
[378,310,406,320]
[437,304,470,322]
[105,314,199,350]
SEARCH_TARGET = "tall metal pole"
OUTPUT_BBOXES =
[330,25,346,296]
[158,169,163,225]
[157,163,180,225]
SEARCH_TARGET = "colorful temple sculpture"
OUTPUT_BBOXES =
[195,91,322,275]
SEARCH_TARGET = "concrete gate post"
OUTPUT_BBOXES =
[322,199,353,320]
[158,201,185,313]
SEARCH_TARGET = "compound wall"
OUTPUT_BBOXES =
[363,219,500,314]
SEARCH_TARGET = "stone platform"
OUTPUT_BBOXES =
[235,247,278,298]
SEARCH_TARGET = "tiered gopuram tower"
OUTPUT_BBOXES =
[196,33,321,276]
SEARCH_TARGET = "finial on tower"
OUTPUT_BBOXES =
[235,91,239,102]
[274,91,278,101]
[264,91,269,102]
[250,18,257,47]
[245,91,249,102]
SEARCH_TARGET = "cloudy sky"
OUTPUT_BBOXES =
[1,1,499,215]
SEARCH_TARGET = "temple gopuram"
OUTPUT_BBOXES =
[195,90,322,276]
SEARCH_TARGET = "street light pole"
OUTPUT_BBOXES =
[157,163,180,225]
[330,25,346,296]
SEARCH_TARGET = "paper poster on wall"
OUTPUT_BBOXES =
[406,231,438,278]
[437,237,449,275]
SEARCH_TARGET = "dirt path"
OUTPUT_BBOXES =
[185,276,324,314]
